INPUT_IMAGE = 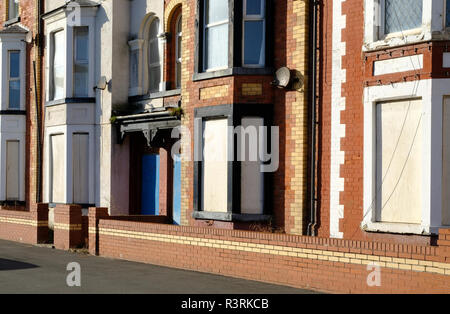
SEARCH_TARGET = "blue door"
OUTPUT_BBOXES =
[141,154,160,215]
[173,154,181,225]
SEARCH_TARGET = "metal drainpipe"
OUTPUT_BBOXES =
[34,0,43,203]
[307,0,319,236]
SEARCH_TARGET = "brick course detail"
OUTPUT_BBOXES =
[89,209,450,293]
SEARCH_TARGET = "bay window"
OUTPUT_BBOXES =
[8,51,20,109]
[193,104,273,221]
[73,26,89,97]
[196,0,270,77]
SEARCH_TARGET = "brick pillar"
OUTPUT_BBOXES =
[30,203,49,243]
[438,228,450,262]
[54,204,82,250]
[88,207,109,255]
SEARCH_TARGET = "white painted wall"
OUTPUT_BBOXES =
[330,0,346,239]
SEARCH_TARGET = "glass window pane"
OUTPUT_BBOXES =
[205,0,229,24]
[149,40,160,63]
[246,0,262,15]
[9,51,20,78]
[149,66,161,92]
[149,18,159,38]
[75,27,89,62]
[9,80,20,109]
[74,64,88,97]
[9,0,19,19]
[53,31,65,100]
[385,0,422,34]
[205,24,228,70]
[244,21,264,65]
[447,0,450,28]
[176,61,181,88]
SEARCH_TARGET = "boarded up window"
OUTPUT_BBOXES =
[72,133,89,204]
[50,134,65,203]
[442,98,450,225]
[6,141,19,200]
[202,118,228,213]
[240,117,264,214]
[376,99,422,224]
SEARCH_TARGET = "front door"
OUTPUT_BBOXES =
[141,153,160,215]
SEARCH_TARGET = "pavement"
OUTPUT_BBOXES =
[0,239,318,294]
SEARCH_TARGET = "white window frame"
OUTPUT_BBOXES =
[73,26,89,97]
[203,0,230,72]
[7,50,20,110]
[363,0,434,51]
[175,14,182,89]
[8,0,19,21]
[242,0,266,68]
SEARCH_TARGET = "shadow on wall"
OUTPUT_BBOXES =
[0,258,39,271]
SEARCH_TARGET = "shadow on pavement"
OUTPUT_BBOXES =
[0,258,38,271]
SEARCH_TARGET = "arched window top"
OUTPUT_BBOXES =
[149,17,160,39]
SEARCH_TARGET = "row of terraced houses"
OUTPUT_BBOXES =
[0,0,449,293]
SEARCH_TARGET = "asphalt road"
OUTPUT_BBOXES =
[0,239,317,294]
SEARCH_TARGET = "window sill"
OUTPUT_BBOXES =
[45,97,96,107]
[360,221,436,235]
[192,211,271,222]
[0,110,26,115]
[193,67,273,82]
[129,89,182,103]
[4,16,20,27]
[363,33,428,52]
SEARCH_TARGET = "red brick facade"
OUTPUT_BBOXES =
[0,0,448,294]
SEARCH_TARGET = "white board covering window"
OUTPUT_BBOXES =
[243,0,265,67]
[51,30,65,100]
[148,18,161,93]
[8,51,20,109]
[375,99,423,224]
[8,0,19,20]
[72,133,89,204]
[202,118,228,212]
[73,26,89,97]
[204,0,229,71]
[6,140,20,201]
[240,117,264,214]
[50,134,65,203]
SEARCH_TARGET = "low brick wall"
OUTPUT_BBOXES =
[0,204,49,244]
[89,211,450,293]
